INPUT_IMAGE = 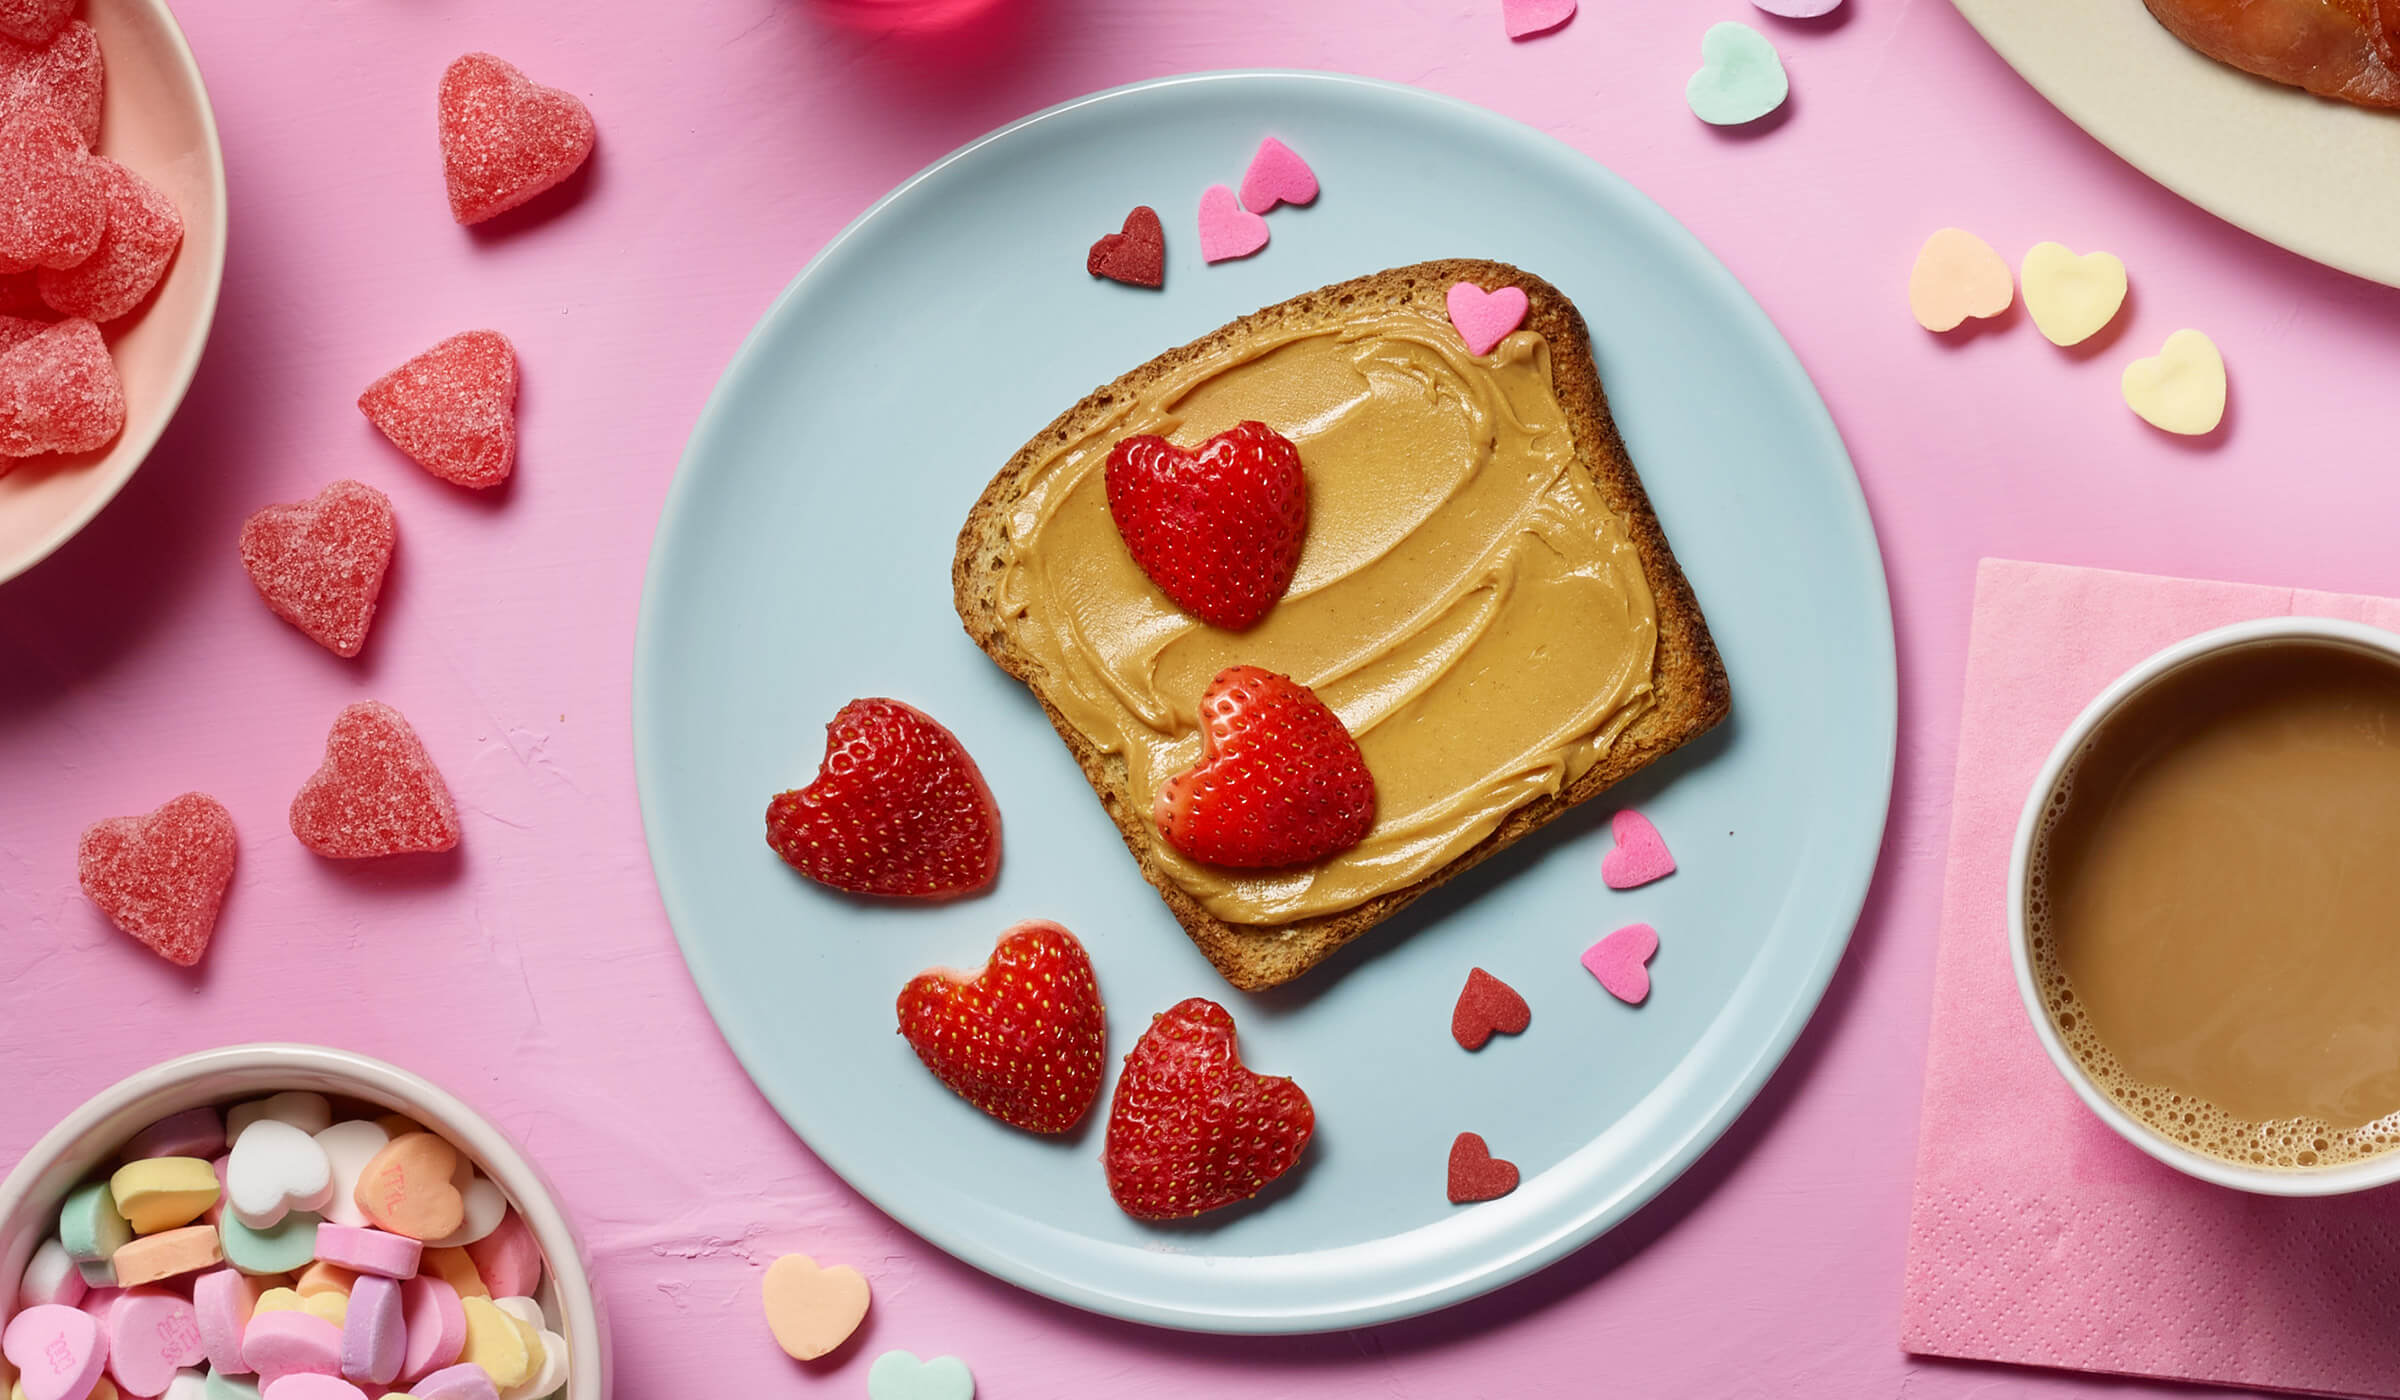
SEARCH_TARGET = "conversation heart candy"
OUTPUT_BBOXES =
[502,1324,565,1400]
[76,794,236,967]
[409,1363,498,1400]
[866,1350,974,1400]
[250,1290,305,1317]
[2020,241,2128,348]
[258,1377,365,1400]
[203,1374,260,1400]
[226,1095,333,1141]
[38,158,180,322]
[438,53,594,226]
[1446,281,1528,357]
[194,1268,274,1374]
[299,1292,346,1330]
[159,1372,205,1400]
[228,1120,334,1228]
[397,1276,465,1383]
[419,1250,487,1302]
[1195,184,1266,263]
[110,1226,223,1288]
[358,331,517,490]
[240,1310,340,1385]
[313,1226,420,1281]
[1909,228,2013,333]
[0,106,103,268]
[1752,0,1842,15]
[289,704,462,860]
[106,1288,205,1397]
[291,1264,355,1300]
[111,1158,221,1235]
[238,480,396,660]
[123,1109,227,1165]
[1686,22,1788,126]
[486,1297,542,1333]
[460,1215,537,1301]
[337,1275,403,1386]
[453,1298,530,1390]
[0,316,122,456]
[0,0,73,45]
[1501,0,1575,38]
[2122,328,2226,436]
[59,1181,133,1267]
[354,1134,463,1242]
[1237,138,1317,214]
[309,1122,388,1231]
[19,1239,88,1310]
[75,1285,123,1321]
[218,1214,321,1278]
[0,21,103,149]
[425,1178,501,1250]
[2,1304,105,1400]
[762,1253,869,1362]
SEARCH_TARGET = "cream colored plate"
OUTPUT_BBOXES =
[1949,0,2400,287]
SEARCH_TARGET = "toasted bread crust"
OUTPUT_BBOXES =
[953,260,1730,990]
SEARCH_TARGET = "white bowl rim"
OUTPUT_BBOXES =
[2007,616,2400,1197]
[0,0,231,587]
[0,1042,607,1397]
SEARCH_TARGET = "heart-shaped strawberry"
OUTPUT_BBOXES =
[358,330,518,490]
[1087,205,1164,289]
[1104,997,1313,1220]
[1106,421,1307,631]
[898,920,1104,1134]
[239,479,396,659]
[437,53,595,226]
[765,698,1000,898]
[290,702,462,859]
[76,792,237,968]
[1446,1132,1520,1203]
[1450,967,1530,1051]
[1156,666,1374,869]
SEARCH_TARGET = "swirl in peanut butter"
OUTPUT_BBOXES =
[994,302,1659,925]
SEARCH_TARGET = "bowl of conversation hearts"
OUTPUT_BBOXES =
[0,1044,606,1400]
[0,0,227,585]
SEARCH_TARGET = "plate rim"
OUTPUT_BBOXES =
[632,67,1899,1333]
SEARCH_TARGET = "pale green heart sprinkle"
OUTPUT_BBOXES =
[1686,21,1790,126]
[868,1350,976,1400]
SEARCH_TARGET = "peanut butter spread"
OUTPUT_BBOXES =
[993,301,1660,925]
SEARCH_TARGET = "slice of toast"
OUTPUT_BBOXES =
[954,259,1729,991]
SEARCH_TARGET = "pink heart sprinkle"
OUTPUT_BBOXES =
[1752,0,1842,15]
[1583,923,1659,1005]
[1196,184,1268,263]
[1600,808,1676,889]
[1237,138,1318,214]
[2,1304,105,1400]
[109,1288,206,1396]
[1446,282,1529,357]
[1502,0,1576,39]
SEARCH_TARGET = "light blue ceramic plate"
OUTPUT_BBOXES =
[634,70,1895,1334]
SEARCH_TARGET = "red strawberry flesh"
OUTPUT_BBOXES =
[766,698,1001,898]
[897,920,1104,1134]
[1155,665,1375,869]
[1105,420,1306,631]
[1103,997,1314,1220]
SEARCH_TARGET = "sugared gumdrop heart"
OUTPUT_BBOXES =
[39,158,182,322]
[0,105,104,269]
[0,21,104,148]
[290,702,463,859]
[437,53,595,226]
[0,317,124,458]
[239,479,397,659]
[358,330,518,490]
[76,792,238,968]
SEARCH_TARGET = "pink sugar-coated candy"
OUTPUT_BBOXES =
[357,331,517,490]
[312,1225,420,1281]
[106,1288,204,1397]
[0,310,46,349]
[39,158,181,322]
[0,269,46,313]
[461,1214,537,1301]
[2,1303,106,1400]
[76,792,237,967]
[237,480,396,659]
[397,1276,464,1384]
[0,106,104,268]
[408,1363,498,1400]
[0,22,103,149]
[0,316,125,457]
[195,1268,270,1375]
[289,702,462,859]
[77,1286,123,1323]
[260,1378,367,1400]
[436,53,593,226]
[0,0,73,46]
[337,1275,403,1387]
[242,1310,341,1385]
[125,1109,228,1165]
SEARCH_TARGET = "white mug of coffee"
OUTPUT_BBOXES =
[2009,616,2400,1196]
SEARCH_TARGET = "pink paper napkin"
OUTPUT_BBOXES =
[1902,558,2400,1396]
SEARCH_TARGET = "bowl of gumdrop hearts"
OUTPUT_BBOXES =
[0,0,227,585]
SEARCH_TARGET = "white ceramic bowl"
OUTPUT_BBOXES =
[0,1044,608,1397]
[2009,617,2400,1196]
[0,0,229,584]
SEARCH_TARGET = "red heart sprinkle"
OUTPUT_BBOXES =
[77,793,237,967]
[358,330,518,490]
[1447,1132,1520,1204]
[1450,967,1531,1051]
[238,479,396,659]
[1087,205,1164,289]
[290,702,462,859]
[438,52,595,226]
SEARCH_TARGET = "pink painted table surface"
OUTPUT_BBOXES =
[4,1,2394,1395]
